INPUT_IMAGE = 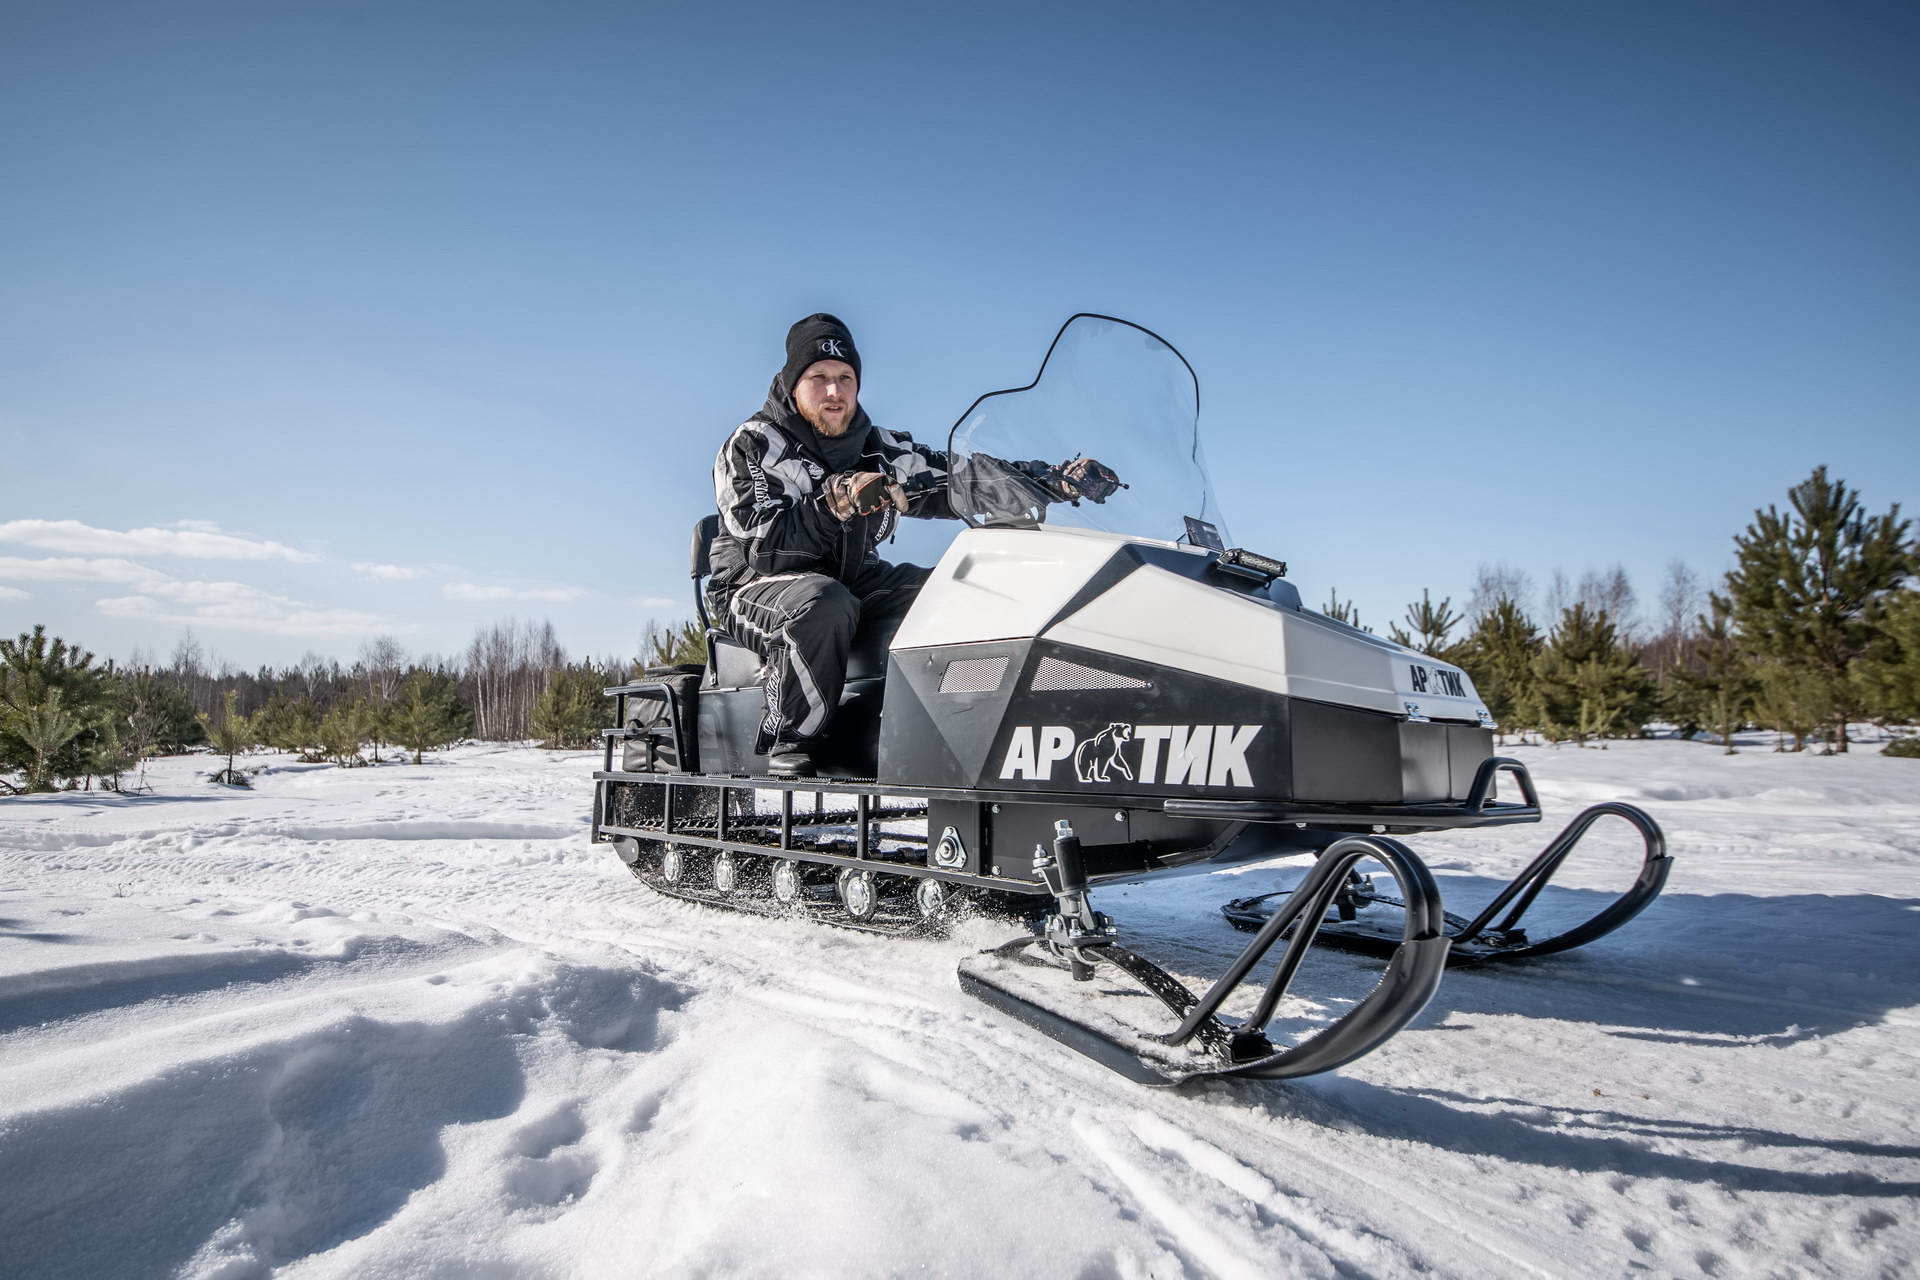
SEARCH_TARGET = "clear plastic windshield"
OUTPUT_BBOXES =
[944,314,1230,546]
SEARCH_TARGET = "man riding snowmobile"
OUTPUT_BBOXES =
[709,312,1119,777]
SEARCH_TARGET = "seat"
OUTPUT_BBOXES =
[691,516,754,687]
[691,516,896,690]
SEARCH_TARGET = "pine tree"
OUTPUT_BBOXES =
[255,696,321,757]
[1718,466,1913,753]
[1457,597,1543,743]
[1751,660,1829,753]
[390,672,472,764]
[532,664,606,749]
[1320,589,1367,631]
[319,701,374,767]
[83,673,140,791]
[1668,599,1755,753]
[1388,589,1464,660]
[1851,588,1920,740]
[641,619,709,669]
[5,687,88,793]
[1531,604,1655,746]
[198,690,257,786]
[120,669,204,756]
[0,626,114,788]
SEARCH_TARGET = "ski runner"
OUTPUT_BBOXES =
[708,313,1119,777]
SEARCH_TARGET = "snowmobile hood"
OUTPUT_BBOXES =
[892,524,1491,726]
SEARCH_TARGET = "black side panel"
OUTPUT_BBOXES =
[1398,721,1451,805]
[1447,724,1495,801]
[886,639,1296,802]
[698,687,761,774]
[985,802,1229,881]
[698,680,885,778]
[1291,700,1403,804]
[878,641,1029,789]
[819,679,884,777]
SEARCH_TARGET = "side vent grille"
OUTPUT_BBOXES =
[1029,656,1151,692]
[939,655,1009,694]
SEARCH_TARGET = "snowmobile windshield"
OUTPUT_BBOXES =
[944,314,1230,547]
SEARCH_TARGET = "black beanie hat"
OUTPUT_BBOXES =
[780,313,861,397]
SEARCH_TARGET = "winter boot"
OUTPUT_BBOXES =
[767,743,816,778]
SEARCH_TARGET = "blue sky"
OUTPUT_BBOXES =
[2,0,1914,668]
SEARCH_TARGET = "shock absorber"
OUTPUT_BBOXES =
[1031,819,1116,980]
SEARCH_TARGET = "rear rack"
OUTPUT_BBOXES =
[603,678,695,775]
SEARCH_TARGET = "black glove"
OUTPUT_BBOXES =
[1054,456,1124,503]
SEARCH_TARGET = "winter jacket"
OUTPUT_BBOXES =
[709,391,957,600]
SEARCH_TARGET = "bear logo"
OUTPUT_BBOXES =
[1073,722,1136,783]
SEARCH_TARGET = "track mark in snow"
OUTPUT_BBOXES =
[1075,1116,1322,1280]
[625,1089,665,1134]
[504,1105,600,1212]
[278,820,582,842]
[505,1147,600,1212]
[1122,1110,1428,1276]
[511,1103,588,1158]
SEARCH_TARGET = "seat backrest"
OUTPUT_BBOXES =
[691,515,720,630]
[691,514,720,582]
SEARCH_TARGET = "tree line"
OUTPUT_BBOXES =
[0,616,708,794]
[1326,467,1916,756]
[3,466,1912,793]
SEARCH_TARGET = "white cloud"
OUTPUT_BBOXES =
[444,583,515,601]
[632,595,679,609]
[0,543,399,639]
[0,555,166,585]
[444,583,587,603]
[96,594,402,638]
[352,562,418,581]
[0,519,318,563]
[141,579,296,609]
[0,559,295,614]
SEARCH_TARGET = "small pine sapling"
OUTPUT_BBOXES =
[199,690,257,786]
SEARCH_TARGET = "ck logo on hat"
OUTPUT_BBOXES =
[818,338,845,358]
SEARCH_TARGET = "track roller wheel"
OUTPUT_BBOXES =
[660,844,698,887]
[913,877,955,921]
[712,850,741,894]
[771,859,806,906]
[838,868,880,922]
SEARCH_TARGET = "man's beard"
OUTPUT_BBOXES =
[800,401,854,437]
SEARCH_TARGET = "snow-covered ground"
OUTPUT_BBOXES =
[2,738,1916,1279]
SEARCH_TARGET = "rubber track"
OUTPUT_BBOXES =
[626,862,951,940]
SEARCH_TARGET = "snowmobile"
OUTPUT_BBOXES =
[592,314,1671,1087]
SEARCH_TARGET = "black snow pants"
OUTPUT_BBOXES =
[714,559,929,750]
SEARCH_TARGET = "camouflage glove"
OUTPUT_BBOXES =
[1054,456,1124,503]
[823,470,909,521]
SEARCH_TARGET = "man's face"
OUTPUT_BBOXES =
[793,359,858,437]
